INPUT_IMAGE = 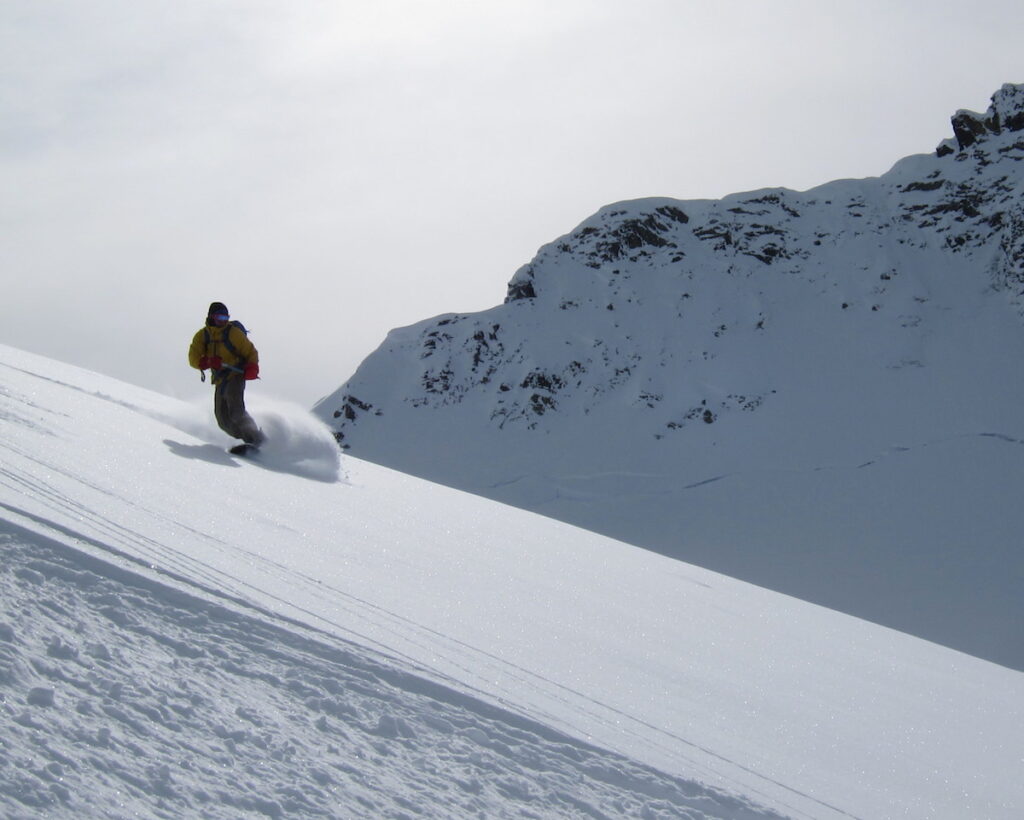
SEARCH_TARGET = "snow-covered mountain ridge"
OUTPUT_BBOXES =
[315,83,1024,671]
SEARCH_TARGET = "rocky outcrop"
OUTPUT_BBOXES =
[950,82,1024,149]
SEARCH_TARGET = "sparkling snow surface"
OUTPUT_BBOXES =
[1,345,1022,819]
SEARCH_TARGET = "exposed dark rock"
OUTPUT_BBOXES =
[952,110,996,150]
[902,180,945,193]
[506,267,537,301]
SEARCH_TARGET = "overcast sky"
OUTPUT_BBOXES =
[2,0,1022,407]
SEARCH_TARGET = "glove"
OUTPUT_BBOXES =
[244,362,260,380]
[197,356,223,371]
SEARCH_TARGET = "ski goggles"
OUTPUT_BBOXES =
[211,313,230,322]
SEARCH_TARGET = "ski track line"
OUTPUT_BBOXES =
[0,458,257,607]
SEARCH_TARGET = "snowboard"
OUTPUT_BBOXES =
[229,443,260,457]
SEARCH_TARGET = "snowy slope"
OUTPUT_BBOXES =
[2,345,1023,819]
[316,83,1024,671]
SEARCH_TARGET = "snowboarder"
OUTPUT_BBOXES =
[188,302,264,454]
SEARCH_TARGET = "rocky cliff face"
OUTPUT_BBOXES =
[314,84,1024,670]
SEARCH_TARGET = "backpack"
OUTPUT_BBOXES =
[202,321,250,381]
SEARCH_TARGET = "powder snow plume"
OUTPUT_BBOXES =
[149,395,343,483]
[249,398,343,483]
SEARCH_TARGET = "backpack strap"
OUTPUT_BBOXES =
[221,321,248,359]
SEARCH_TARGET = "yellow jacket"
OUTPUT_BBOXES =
[188,322,258,381]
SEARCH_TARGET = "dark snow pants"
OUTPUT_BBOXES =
[214,374,262,444]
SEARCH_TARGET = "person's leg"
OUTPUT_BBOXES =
[222,376,263,445]
[213,379,238,438]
